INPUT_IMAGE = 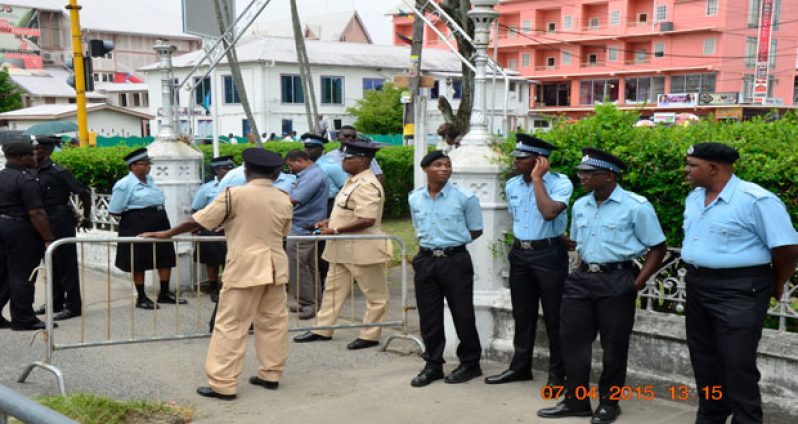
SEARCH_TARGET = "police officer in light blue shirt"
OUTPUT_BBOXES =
[407,150,484,388]
[486,134,572,388]
[191,155,235,303]
[539,148,666,423]
[217,162,296,195]
[303,133,347,216]
[108,148,185,310]
[681,143,798,424]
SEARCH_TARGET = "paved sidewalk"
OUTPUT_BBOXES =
[0,268,698,423]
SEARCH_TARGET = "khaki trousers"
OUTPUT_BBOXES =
[205,283,288,395]
[312,262,388,341]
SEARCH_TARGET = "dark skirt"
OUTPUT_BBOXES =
[115,208,176,272]
[193,228,227,266]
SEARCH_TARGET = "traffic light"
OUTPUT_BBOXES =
[64,54,93,92]
[89,39,114,58]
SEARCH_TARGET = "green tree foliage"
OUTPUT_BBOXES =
[0,68,22,112]
[346,82,403,134]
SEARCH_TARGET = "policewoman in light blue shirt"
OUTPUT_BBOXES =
[407,150,484,388]
[538,148,666,423]
[681,143,798,424]
[191,155,235,303]
[108,148,187,310]
[485,134,572,387]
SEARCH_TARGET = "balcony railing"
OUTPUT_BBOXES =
[581,25,602,32]
[625,57,651,65]
[582,61,606,68]
[534,64,560,71]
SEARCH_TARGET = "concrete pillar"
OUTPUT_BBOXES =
[148,40,203,291]
[445,0,513,360]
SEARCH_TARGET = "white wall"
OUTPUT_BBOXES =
[7,110,144,137]
[144,61,530,138]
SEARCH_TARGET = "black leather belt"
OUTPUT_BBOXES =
[0,214,25,221]
[579,261,635,273]
[128,205,164,213]
[686,264,771,279]
[512,236,561,250]
[418,245,467,258]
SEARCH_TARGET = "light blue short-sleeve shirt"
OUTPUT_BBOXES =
[107,173,165,214]
[217,166,295,195]
[682,175,798,268]
[570,185,666,264]
[506,172,573,240]
[408,182,483,249]
[191,178,220,211]
[290,164,328,234]
[316,155,348,199]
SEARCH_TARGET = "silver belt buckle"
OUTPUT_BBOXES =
[587,263,601,273]
[520,241,532,249]
[432,249,446,258]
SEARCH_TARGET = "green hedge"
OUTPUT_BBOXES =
[498,104,798,246]
[52,141,413,218]
[50,106,798,241]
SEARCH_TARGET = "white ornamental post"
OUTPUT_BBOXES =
[148,40,203,291]
[446,0,512,359]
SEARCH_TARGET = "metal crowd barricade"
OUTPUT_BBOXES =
[0,384,76,424]
[18,234,422,396]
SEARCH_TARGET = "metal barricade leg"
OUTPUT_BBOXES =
[17,362,67,397]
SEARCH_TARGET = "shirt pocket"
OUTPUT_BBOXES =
[573,216,589,243]
[438,211,466,235]
[708,223,740,253]
[600,220,631,243]
[412,209,427,231]
[508,197,522,220]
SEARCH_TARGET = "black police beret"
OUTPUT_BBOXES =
[2,142,34,156]
[686,143,739,164]
[242,148,283,172]
[124,148,150,165]
[512,133,556,158]
[420,150,449,167]
[35,135,62,148]
[577,147,628,174]
[210,155,235,168]
[301,133,327,147]
[341,141,381,158]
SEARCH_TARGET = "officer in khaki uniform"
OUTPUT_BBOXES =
[293,141,391,350]
[141,148,292,400]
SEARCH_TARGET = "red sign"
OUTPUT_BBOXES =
[753,0,774,100]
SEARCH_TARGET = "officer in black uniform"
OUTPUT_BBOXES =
[32,135,91,321]
[0,141,56,331]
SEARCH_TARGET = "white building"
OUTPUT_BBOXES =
[0,103,153,137]
[138,36,530,139]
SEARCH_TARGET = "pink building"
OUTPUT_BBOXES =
[393,0,797,120]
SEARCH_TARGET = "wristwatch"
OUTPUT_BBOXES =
[332,228,340,234]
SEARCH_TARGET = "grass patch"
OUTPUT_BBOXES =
[381,217,417,267]
[17,393,192,424]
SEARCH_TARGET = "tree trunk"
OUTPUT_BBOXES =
[438,0,475,136]
[214,0,262,146]
[291,0,320,135]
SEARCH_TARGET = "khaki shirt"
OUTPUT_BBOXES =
[323,169,391,265]
[193,179,293,288]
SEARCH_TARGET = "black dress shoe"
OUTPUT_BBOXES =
[136,297,160,310]
[293,331,332,343]
[53,308,81,321]
[346,338,379,350]
[591,404,621,424]
[196,386,236,401]
[157,293,188,304]
[537,402,593,418]
[444,364,482,384]
[484,368,533,384]
[35,305,62,315]
[0,317,10,329]
[410,364,444,387]
[11,320,58,331]
[249,376,279,390]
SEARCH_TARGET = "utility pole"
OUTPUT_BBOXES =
[404,0,425,144]
[290,0,319,135]
[66,0,88,147]
[213,0,262,146]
